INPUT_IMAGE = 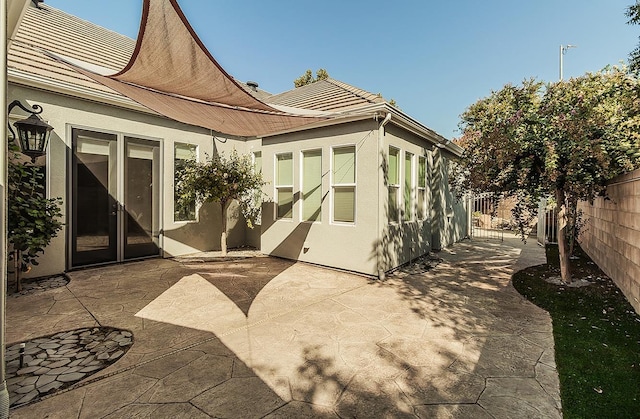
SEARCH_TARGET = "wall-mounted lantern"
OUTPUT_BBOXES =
[8,100,54,162]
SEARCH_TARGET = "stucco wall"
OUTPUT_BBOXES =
[9,84,249,276]
[260,120,381,276]
[431,149,468,249]
[380,124,434,273]
[10,84,468,279]
[578,168,640,314]
[259,120,465,277]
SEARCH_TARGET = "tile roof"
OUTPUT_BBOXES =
[9,4,135,100]
[238,82,273,102]
[266,78,385,112]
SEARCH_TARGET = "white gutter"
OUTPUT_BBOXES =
[262,102,461,158]
[377,112,392,280]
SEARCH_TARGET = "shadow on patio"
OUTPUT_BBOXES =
[7,238,561,418]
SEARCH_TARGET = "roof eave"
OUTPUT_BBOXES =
[9,68,158,115]
[264,102,461,157]
[373,103,461,157]
[9,70,462,158]
[260,112,377,138]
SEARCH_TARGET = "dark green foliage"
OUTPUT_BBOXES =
[513,246,640,418]
[8,156,63,272]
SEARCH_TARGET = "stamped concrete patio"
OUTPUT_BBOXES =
[6,236,561,418]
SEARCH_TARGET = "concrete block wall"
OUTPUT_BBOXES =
[578,168,640,314]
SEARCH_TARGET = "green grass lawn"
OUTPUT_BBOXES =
[512,245,640,418]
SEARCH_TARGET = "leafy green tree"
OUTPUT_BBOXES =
[456,66,640,283]
[627,1,640,72]
[175,150,265,255]
[294,68,330,87]
[8,155,63,291]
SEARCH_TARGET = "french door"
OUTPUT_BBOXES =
[71,128,161,268]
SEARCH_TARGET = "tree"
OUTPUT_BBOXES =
[627,1,640,72]
[8,155,63,291]
[456,66,640,283]
[376,93,399,109]
[294,68,329,87]
[175,150,265,256]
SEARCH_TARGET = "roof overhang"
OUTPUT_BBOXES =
[8,68,159,115]
[262,102,462,157]
[7,0,30,46]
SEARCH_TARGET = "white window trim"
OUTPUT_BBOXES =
[403,151,415,223]
[330,144,356,226]
[274,152,294,221]
[173,142,199,224]
[300,148,323,224]
[388,146,401,225]
[417,155,427,221]
[251,150,261,171]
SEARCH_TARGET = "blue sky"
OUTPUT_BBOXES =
[46,0,638,139]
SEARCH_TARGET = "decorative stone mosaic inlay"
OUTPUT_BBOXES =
[7,274,69,297]
[5,327,133,407]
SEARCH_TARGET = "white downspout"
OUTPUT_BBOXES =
[377,112,391,280]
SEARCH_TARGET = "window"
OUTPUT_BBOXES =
[404,151,414,222]
[252,151,262,174]
[275,153,293,219]
[388,146,400,223]
[417,156,427,220]
[302,149,322,222]
[332,146,355,223]
[174,143,197,222]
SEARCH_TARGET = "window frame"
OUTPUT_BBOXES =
[388,146,401,224]
[252,151,262,174]
[330,144,356,225]
[300,148,323,223]
[403,151,414,222]
[417,155,427,220]
[173,142,198,223]
[274,152,294,221]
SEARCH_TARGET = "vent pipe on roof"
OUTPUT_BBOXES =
[246,81,259,92]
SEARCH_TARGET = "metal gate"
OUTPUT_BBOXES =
[470,193,504,241]
[537,198,558,245]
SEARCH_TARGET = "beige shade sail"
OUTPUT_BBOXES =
[52,0,328,137]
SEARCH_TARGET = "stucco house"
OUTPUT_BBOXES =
[7,0,467,279]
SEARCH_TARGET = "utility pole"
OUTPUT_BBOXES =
[559,44,577,81]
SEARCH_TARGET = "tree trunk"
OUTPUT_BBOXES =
[555,188,572,283]
[220,201,228,256]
